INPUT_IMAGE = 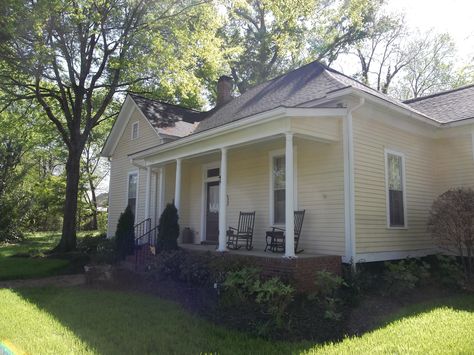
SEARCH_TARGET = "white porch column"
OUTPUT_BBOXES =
[157,167,165,218]
[284,132,296,258]
[174,158,182,211]
[144,166,152,225]
[217,147,228,252]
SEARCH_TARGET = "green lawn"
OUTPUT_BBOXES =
[0,232,97,281]
[0,287,472,355]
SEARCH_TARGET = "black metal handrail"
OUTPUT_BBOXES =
[134,218,151,240]
[134,224,159,271]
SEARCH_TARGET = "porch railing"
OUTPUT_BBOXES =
[134,224,159,271]
[134,218,151,239]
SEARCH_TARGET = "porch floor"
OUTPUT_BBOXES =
[179,243,329,259]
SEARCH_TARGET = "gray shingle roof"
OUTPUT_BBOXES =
[130,62,474,139]
[403,85,474,123]
[194,61,435,133]
[129,94,208,137]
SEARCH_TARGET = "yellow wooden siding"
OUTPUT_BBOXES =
[435,131,474,193]
[176,137,345,255]
[352,112,437,254]
[107,108,160,236]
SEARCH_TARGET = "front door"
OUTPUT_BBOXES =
[205,181,219,242]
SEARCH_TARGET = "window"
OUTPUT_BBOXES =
[207,168,220,178]
[272,156,286,224]
[128,172,138,220]
[386,150,406,227]
[131,122,139,140]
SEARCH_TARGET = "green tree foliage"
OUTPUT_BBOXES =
[221,0,383,93]
[0,133,25,242]
[157,203,179,251]
[0,0,224,251]
[115,205,135,259]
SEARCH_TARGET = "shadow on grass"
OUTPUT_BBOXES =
[12,287,313,355]
[11,286,474,355]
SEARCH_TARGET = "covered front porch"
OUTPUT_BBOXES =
[132,107,349,259]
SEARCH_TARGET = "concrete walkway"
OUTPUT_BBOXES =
[0,274,86,289]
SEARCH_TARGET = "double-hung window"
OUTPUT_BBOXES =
[272,156,286,225]
[131,122,139,140]
[385,150,406,227]
[128,172,138,220]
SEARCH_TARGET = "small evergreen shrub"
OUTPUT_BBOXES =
[157,203,179,251]
[114,205,135,259]
[94,237,119,264]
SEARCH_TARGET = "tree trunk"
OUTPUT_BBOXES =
[90,182,99,230]
[56,149,81,252]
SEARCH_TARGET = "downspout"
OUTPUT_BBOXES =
[344,97,365,269]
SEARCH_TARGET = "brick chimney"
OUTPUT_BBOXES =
[216,75,233,107]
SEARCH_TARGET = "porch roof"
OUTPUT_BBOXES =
[129,106,346,167]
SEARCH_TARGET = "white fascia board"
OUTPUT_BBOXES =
[129,107,347,161]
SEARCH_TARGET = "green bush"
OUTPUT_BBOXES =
[114,205,135,259]
[430,254,464,288]
[310,270,346,321]
[383,258,430,295]
[221,267,295,336]
[94,237,119,264]
[157,203,179,251]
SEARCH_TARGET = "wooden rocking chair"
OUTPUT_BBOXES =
[265,210,305,253]
[226,211,256,250]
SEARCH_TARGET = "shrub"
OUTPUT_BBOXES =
[383,258,430,295]
[157,203,179,251]
[310,270,346,321]
[221,267,295,336]
[428,188,474,281]
[430,254,464,288]
[94,237,119,264]
[114,205,135,259]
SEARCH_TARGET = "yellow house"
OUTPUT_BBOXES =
[101,61,474,264]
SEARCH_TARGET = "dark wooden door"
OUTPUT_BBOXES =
[206,181,219,242]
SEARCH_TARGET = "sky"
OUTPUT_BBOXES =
[387,0,473,59]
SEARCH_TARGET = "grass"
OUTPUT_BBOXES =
[0,287,473,355]
[0,232,99,281]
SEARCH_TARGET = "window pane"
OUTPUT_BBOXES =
[132,123,138,139]
[388,154,402,191]
[274,189,285,224]
[128,198,136,218]
[389,190,404,226]
[207,168,220,178]
[128,173,137,199]
[273,156,285,189]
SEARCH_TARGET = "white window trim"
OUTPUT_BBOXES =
[131,121,139,140]
[126,170,139,221]
[200,161,221,243]
[384,148,408,229]
[268,148,298,227]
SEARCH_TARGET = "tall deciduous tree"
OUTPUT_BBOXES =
[0,0,221,251]
[221,0,383,94]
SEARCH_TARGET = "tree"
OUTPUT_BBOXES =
[221,0,383,94]
[352,12,411,93]
[393,33,457,99]
[0,0,221,251]
[428,188,474,281]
